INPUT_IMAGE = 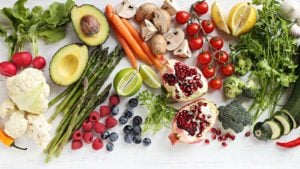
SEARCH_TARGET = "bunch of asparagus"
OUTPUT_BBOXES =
[44,45,123,162]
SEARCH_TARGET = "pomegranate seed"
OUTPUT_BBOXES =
[216,130,222,136]
[245,131,251,137]
[222,142,227,147]
[204,139,210,144]
[211,134,217,140]
[229,135,236,141]
[218,136,223,142]
[210,128,217,133]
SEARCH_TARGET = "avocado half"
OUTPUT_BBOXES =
[50,44,88,86]
[71,4,109,46]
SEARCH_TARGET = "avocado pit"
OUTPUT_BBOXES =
[80,15,100,36]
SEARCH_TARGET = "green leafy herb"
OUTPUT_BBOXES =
[0,0,74,58]
[230,0,298,121]
[138,90,177,134]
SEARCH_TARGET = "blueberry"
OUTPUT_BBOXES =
[119,116,128,125]
[132,116,143,126]
[142,138,151,146]
[124,108,133,118]
[109,132,119,142]
[124,134,134,144]
[133,135,142,144]
[123,125,132,134]
[106,142,114,151]
[101,131,110,139]
[111,106,119,116]
[133,125,141,135]
[128,98,138,108]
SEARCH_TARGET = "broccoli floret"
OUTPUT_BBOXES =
[218,100,252,133]
[223,76,245,99]
[233,53,253,75]
[242,80,259,98]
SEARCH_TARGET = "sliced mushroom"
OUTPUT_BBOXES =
[135,3,158,23]
[115,0,137,19]
[173,40,192,58]
[161,0,178,16]
[141,19,158,41]
[153,9,171,34]
[164,28,185,51]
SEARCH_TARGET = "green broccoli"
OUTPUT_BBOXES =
[233,53,253,75]
[242,80,260,98]
[223,76,245,99]
[218,100,252,133]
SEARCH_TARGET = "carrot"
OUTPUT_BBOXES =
[105,5,114,20]
[121,19,162,69]
[113,27,138,69]
[0,129,27,150]
[108,13,153,65]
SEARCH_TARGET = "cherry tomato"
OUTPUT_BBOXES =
[215,50,229,64]
[197,51,212,65]
[221,63,235,76]
[186,23,200,36]
[209,36,224,50]
[188,37,203,50]
[201,20,215,34]
[209,77,222,90]
[201,65,216,78]
[175,11,190,25]
[193,1,209,15]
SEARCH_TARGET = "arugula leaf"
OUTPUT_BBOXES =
[38,27,66,43]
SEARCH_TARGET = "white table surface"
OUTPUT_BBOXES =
[0,0,299,169]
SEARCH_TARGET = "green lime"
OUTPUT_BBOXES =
[113,68,143,96]
[139,64,161,89]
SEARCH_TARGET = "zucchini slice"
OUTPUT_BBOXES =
[253,119,284,140]
[279,110,297,129]
[266,119,284,140]
[273,115,292,135]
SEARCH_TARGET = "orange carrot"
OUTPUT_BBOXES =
[108,13,153,65]
[105,5,114,20]
[121,19,162,70]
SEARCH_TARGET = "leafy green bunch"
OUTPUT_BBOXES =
[0,0,74,58]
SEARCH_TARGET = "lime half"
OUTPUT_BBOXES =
[113,68,143,96]
[139,64,161,89]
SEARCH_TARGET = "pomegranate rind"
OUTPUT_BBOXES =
[160,59,208,102]
[169,98,218,145]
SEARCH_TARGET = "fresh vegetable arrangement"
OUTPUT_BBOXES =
[1,0,300,164]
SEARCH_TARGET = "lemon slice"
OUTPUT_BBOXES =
[139,64,161,89]
[227,2,257,36]
[211,1,230,34]
[113,68,143,96]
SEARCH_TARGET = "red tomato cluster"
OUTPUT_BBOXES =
[175,0,234,90]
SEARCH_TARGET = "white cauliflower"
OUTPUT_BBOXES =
[6,68,50,115]
[27,114,51,148]
[0,99,16,118]
[4,110,28,138]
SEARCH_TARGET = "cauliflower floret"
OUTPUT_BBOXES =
[27,114,51,148]
[0,99,16,118]
[4,110,28,138]
[6,68,50,114]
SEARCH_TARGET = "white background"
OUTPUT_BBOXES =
[0,0,299,169]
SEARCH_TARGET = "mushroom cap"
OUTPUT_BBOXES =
[150,34,168,55]
[135,3,158,23]
[165,28,185,51]
[161,0,178,16]
[153,9,171,34]
[115,0,137,19]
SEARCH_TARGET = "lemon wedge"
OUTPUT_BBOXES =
[227,2,257,36]
[211,1,230,34]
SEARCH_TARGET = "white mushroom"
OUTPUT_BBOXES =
[141,19,158,41]
[149,34,167,55]
[279,0,300,22]
[173,40,192,58]
[161,0,178,16]
[153,9,171,34]
[164,28,185,51]
[135,3,158,23]
[115,0,137,19]
[291,24,300,38]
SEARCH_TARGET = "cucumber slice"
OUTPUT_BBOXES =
[273,115,292,135]
[266,119,283,140]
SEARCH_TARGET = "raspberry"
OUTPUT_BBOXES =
[105,116,117,129]
[92,138,104,150]
[82,120,93,131]
[89,111,100,122]
[94,122,106,134]
[109,94,120,106]
[72,130,83,141]
[71,140,83,150]
[99,106,111,117]
[83,132,94,144]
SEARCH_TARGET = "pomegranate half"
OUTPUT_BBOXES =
[160,59,208,102]
[169,98,218,145]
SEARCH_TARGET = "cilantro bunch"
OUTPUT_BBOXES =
[0,0,74,58]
